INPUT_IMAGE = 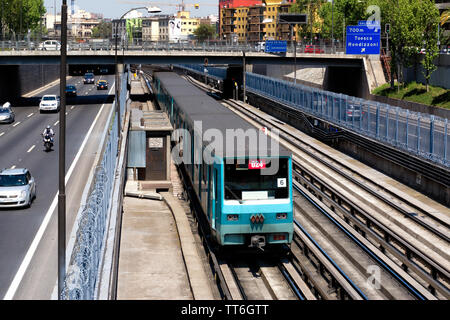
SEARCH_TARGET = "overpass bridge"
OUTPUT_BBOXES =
[0,48,365,67]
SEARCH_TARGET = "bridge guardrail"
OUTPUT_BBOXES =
[0,40,349,55]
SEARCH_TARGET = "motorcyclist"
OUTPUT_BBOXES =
[42,125,55,143]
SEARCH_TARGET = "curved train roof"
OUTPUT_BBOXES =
[154,72,291,158]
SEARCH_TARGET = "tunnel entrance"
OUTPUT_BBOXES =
[323,66,366,98]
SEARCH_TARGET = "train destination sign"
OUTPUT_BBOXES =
[248,160,267,170]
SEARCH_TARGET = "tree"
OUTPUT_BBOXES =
[193,24,216,42]
[92,21,112,39]
[417,0,440,92]
[369,0,423,89]
[1,0,46,39]
[290,0,326,42]
[441,9,450,26]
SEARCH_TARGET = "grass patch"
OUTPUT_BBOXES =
[372,82,450,109]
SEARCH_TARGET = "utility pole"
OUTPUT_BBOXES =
[331,0,334,53]
[58,0,68,300]
[243,50,246,103]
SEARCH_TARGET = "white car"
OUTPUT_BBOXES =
[39,95,60,112]
[38,40,61,51]
[0,168,36,209]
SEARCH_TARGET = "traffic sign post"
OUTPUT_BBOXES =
[346,21,381,55]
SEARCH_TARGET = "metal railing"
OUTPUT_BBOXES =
[176,64,449,167]
[0,39,350,54]
[60,72,128,300]
[245,72,449,167]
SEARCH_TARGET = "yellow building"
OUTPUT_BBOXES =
[177,11,201,40]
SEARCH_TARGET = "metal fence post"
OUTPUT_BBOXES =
[417,116,421,153]
[445,118,448,163]
[395,108,399,146]
[406,110,410,149]
[376,103,380,138]
[430,115,434,156]
[386,105,389,141]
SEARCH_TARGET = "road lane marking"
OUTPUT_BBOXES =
[0,132,4,137]
[54,121,59,126]
[27,113,34,118]
[70,106,75,110]
[10,165,16,169]
[27,145,35,153]
[3,82,116,300]
[13,121,21,127]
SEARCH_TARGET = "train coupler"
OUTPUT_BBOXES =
[249,235,266,251]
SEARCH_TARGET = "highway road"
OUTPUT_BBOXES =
[0,74,115,299]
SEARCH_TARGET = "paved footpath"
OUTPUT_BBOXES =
[117,193,193,300]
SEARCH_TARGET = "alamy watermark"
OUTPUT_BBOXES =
[171,121,282,175]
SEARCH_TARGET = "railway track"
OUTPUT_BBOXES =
[139,70,318,300]
[182,75,450,300]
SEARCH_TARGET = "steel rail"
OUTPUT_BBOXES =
[225,97,450,299]
[227,97,450,241]
[295,182,431,300]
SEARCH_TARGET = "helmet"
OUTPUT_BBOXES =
[46,125,51,129]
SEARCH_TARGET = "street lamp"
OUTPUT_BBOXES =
[114,6,161,136]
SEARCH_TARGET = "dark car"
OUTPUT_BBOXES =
[96,80,108,90]
[83,72,95,84]
[0,103,15,124]
[99,68,109,74]
[65,85,77,96]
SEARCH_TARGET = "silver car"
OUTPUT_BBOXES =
[0,168,36,208]
[0,103,15,123]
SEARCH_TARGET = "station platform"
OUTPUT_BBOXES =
[116,83,216,299]
[116,160,216,300]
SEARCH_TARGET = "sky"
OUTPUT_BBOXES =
[43,0,219,19]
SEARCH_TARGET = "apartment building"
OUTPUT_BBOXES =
[219,0,295,43]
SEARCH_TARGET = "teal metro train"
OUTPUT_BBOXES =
[153,72,293,250]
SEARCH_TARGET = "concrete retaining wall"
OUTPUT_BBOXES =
[403,54,450,90]
[0,65,60,103]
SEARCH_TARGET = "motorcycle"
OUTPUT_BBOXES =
[43,134,54,152]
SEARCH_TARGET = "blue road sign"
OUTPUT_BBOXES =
[346,22,381,55]
[358,20,380,27]
[265,40,287,53]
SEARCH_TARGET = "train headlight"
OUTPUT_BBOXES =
[276,213,287,220]
[227,214,239,221]
[250,214,265,224]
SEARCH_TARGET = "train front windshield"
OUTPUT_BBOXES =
[224,158,289,201]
